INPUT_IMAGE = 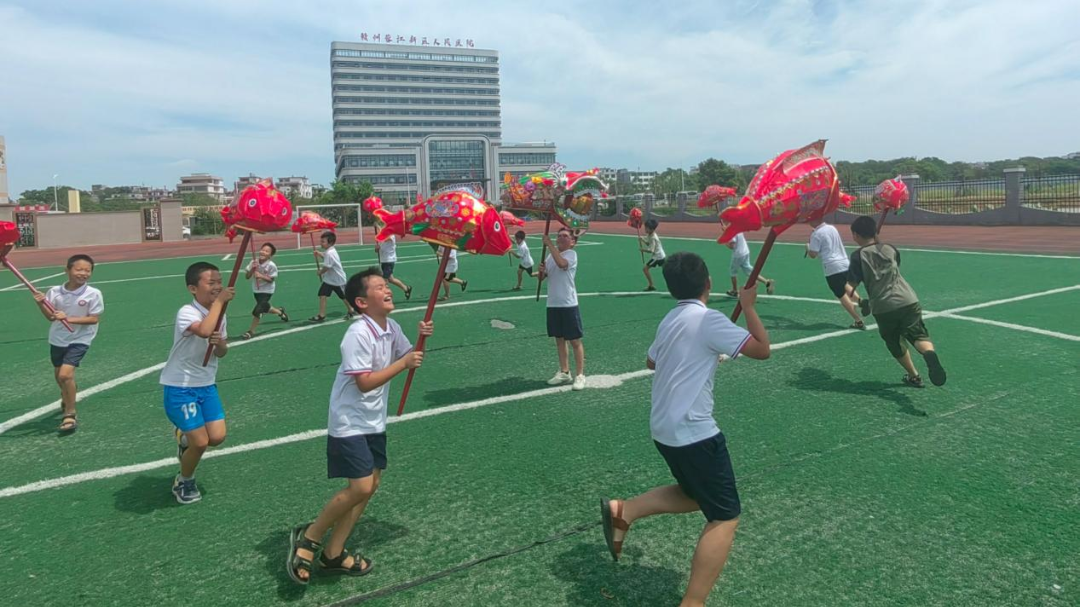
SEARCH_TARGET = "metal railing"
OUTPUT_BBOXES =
[1021,175,1080,213]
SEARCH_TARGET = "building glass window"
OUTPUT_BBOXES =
[427,140,487,190]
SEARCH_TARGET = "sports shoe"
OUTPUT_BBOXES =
[175,428,188,462]
[172,475,202,505]
[547,371,572,386]
[572,374,587,391]
[923,351,947,386]
[859,299,872,317]
[725,290,738,297]
[644,286,657,292]
[902,374,925,388]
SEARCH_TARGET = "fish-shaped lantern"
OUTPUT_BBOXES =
[500,210,525,228]
[697,185,739,210]
[364,188,512,256]
[500,164,607,230]
[717,140,850,244]
[221,179,294,234]
[291,211,338,234]
[627,207,643,229]
[0,221,18,248]
[873,176,910,213]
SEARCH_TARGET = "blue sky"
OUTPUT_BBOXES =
[1,0,1078,195]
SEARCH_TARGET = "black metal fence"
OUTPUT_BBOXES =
[1021,175,1080,213]
[913,178,1006,214]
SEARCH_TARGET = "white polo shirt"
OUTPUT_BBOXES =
[252,260,278,294]
[544,249,578,308]
[644,232,666,261]
[732,233,750,259]
[322,247,347,286]
[516,240,534,269]
[159,301,228,388]
[378,236,397,264]
[328,315,413,437]
[45,283,105,347]
[808,223,850,277]
[647,300,751,447]
[442,247,459,274]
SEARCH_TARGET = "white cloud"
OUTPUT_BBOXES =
[0,0,1077,195]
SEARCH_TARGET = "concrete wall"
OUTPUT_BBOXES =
[160,200,184,242]
[36,210,143,249]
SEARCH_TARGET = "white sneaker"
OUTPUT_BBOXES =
[572,374,586,390]
[547,371,572,385]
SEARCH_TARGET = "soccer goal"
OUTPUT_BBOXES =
[294,203,365,249]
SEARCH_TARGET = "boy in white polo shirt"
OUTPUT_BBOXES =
[375,234,413,300]
[32,254,104,434]
[538,227,586,390]
[510,230,534,290]
[160,261,234,505]
[241,242,289,340]
[806,219,865,329]
[287,267,433,585]
[436,245,468,301]
[600,251,771,607]
[311,231,351,322]
[725,232,775,297]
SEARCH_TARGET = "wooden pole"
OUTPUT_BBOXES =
[535,215,553,302]
[202,229,252,366]
[636,227,645,263]
[730,228,779,322]
[876,208,890,234]
[309,232,321,273]
[0,246,74,332]
[396,246,452,416]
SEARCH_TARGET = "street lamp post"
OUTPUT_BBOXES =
[52,174,59,211]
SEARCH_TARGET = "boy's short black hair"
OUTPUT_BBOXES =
[851,216,878,239]
[514,230,526,240]
[662,252,710,300]
[185,262,219,287]
[66,254,94,270]
[322,231,337,245]
[261,242,277,255]
[344,267,384,313]
[645,218,659,230]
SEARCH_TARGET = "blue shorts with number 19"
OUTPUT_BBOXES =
[164,385,225,432]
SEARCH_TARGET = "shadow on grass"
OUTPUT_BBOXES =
[114,474,182,515]
[789,367,927,417]
[422,377,552,408]
[759,314,846,333]
[254,517,410,599]
[550,540,684,606]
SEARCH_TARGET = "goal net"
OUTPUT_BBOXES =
[294,203,365,249]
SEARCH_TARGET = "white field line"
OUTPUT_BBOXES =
[593,231,1080,260]
[0,291,830,436]
[1,286,1076,499]
[0,271,66,292]
[221,253,233,261]
[938,313,1080,342]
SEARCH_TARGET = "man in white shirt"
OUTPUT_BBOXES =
[599,251,771,607]
[806,219,865,329]
[538,228,586,390]
[312,231,352,322]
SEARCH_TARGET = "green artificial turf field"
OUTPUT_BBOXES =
[1,232,1077,606]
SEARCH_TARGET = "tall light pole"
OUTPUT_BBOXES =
[52,174,59,211]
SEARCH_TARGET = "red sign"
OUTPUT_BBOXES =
[12,204,49,212]
[360,33,474,48]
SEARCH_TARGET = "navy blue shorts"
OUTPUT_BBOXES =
[519,265,534,276]
[547,306,584,340]
[381,263,395,280]
[327,433,387,479]
[655,432,741,522]
[50,343,90,368]
[825,272,849,299]
[319,283,345,299]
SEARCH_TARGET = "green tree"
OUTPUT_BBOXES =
[692,158,741,191]
[653,168,692,196]
[190,206,224,236]
[181,193,222,207]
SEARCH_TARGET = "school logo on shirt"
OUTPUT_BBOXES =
[78,300,88,307]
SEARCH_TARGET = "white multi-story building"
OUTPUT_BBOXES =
[0,136,8,205]
[276,176,313,199]
[177,174,226,201]
[332,40,556,203]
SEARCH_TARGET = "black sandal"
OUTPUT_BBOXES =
[849,321,866,330]
[308,314,326,323]
[600,498,630,562]
[404,286,413,301]
[287,524,321,586]
[58,414,78,434]
[319,548,373,576]
[278,307,289,322]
